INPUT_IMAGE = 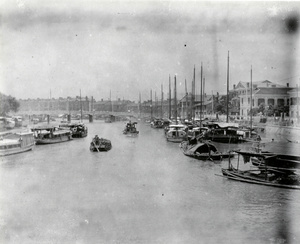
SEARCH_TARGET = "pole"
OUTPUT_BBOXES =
[185,78,188,119]
[200,62,203,127]
[169,75,171,119]
[297,83,299,124]
[150,89,153,120]
[192,65,195,120]
[226,51,230,123]
[161,84,163,118]
[250,65,253,130]
[174,75,177,124]
[212,90,214,120]
[80,89,82,122]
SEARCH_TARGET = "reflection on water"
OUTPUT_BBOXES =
[0,121,300,243]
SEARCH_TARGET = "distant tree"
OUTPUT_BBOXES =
[0,93,20,116]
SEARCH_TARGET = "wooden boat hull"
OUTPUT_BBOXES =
[35,136,72,145]
[90,139,112,152]
[221,169,300,190]
[184,152,233,161]
[0,144,34,156]
[167,137,185,143]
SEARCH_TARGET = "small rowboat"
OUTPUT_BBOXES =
[90,136,112,152]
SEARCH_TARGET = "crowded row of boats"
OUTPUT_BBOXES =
[151,117,300,190]
[1,118,300,190]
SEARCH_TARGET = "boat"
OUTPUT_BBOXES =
[202,122,240,143]
[0,131,35,156]
[180,140,234,161]
[0,117,16,130]
[236,126,261,142]
[31,126,73,145]
[123,121,139,135]
[12,116,23,127]
[165,124,187,143]
[59,122,88,138]
[220,150,300,190]
[90,135,112,152]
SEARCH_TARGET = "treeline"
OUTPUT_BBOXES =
[0,92,20,116]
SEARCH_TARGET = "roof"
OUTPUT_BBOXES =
[235,80,285,89]
[254,87,293,95]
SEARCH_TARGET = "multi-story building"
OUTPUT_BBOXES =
[234,80,292,117]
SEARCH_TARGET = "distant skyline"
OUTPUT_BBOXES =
[0,1,299,102]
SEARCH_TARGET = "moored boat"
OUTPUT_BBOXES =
[0,131,35,156]
[90,135,112,152]
[220,150,300,190]
[165,124,187,143]
[59,122,88,138]
[123,121,139,135]
[31,126,73,145]
[180,140,233,161]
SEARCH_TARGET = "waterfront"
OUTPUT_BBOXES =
[1,121,300,243]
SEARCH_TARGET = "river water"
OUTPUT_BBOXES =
[0,120,300,244]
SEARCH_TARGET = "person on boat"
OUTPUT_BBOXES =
[188,136,197,145]
[93,135,100,146]
[126,121,133,132]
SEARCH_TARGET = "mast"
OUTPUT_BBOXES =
[80,89,83,122]
[139,92,141,118]
[169,75,171,119]
[185,79,188,119]
[192,66,195,120]
[203,76,205,122]
[250,65,253,130]
[150,89,153,120]
[200,62,203,126]
[161,84,163,118]
[226,51,230,123]
[297,83,299,124]
[174,75,177,124]
[212,90,214,119]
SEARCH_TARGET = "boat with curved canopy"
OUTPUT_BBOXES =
[180,140,233,161]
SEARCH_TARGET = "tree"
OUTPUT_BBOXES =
[0,93,20,116]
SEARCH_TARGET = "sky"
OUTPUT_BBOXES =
[0,0,300,102]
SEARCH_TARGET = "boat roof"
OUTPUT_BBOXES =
[188,142,218,153]
[31,126,57,130]
[0,138,20,146]
[169,124,186,128]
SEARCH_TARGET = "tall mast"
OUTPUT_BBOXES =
[174,75,177,124]
[155,90,157,117]
[80,89,82,122]
[200,62,203,126]
[139,92,141,118]
[192,65,195,120]
[169,75,171,119]
[185,78,188,119]
[150,89,153,120]
[161,84,163,118]
[226,51,230,123]
[203,76,205,122]
[250,65,253,130]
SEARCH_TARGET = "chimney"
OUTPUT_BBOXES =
[233,84,236,89]
[287,83,289,87]
[247,82,250,88]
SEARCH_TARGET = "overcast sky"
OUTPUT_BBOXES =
[0,0,299,102]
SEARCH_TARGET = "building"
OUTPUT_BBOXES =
[234,80,292,117]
